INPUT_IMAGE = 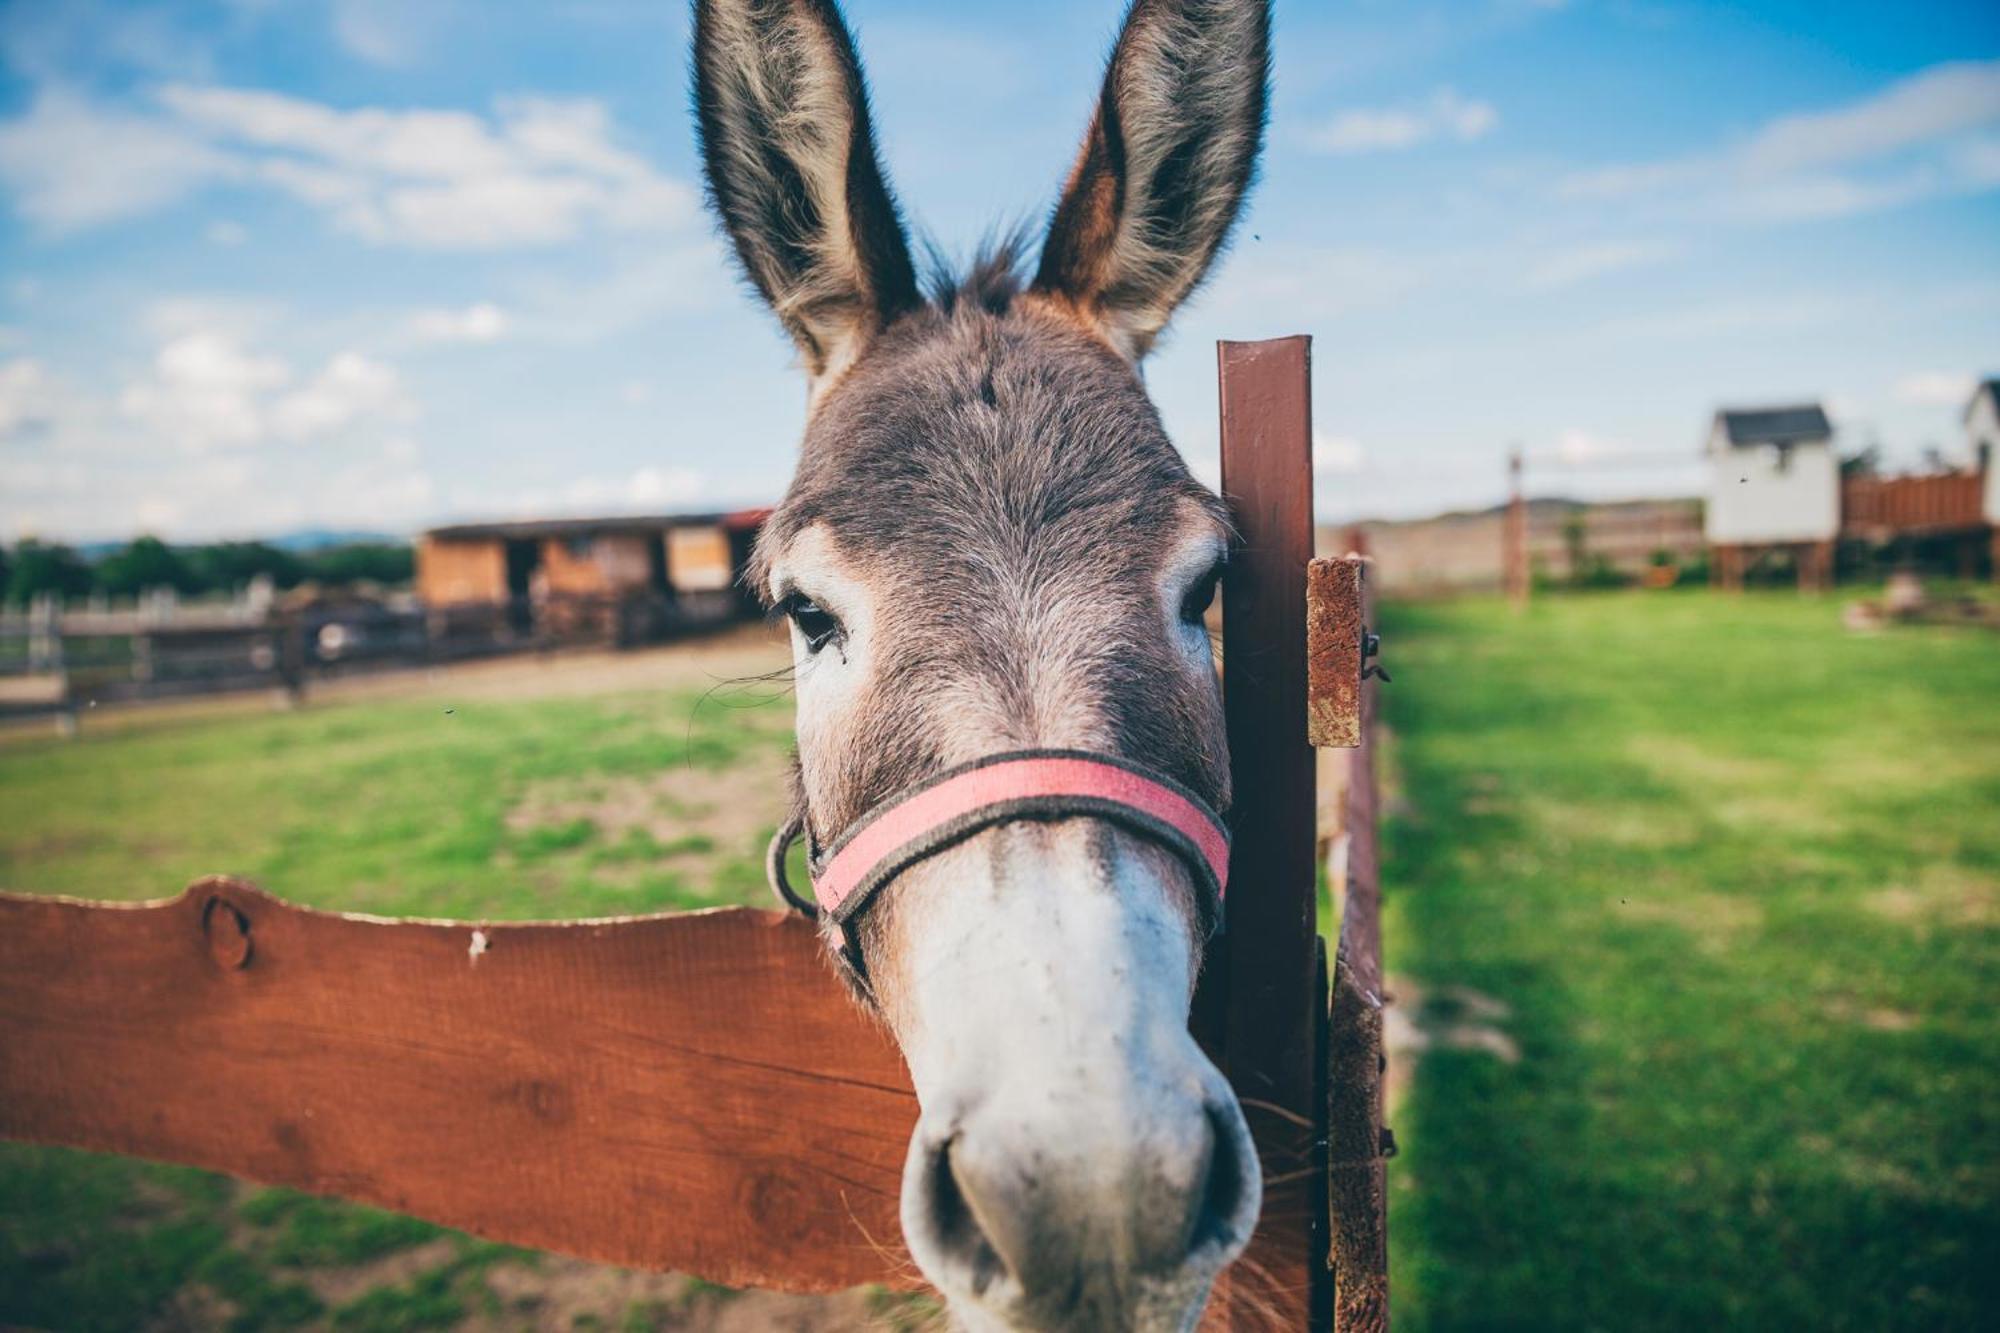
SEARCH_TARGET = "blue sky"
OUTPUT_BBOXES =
[1,0,1996,542]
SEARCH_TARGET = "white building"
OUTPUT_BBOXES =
[1704,404,1839,546]
[1968,379,2000,524]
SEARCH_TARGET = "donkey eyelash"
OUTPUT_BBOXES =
[1179,559,1226,626]
[775,592,845,654]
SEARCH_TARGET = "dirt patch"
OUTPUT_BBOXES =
[1795,1134,1927,1200]
[1821,998,1919,1031]
[1616,890,1763,953]
[142,1282,238,1333]
[474,1258,914,1332]
[1865,865,1997,931]
[295,1235,460,1308]
[1534,800,1698,851]
[1383,977,1520,1110]
[113,1173,194,1230]
[507,745,794,886]
[1629,737,1841,836]
[1629,735,1783,790]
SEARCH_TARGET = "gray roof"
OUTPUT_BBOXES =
[1714,404,1832,448]
[423,510,758,542]
[1963,378,2000,423]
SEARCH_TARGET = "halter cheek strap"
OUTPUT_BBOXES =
[767,750,1231,971]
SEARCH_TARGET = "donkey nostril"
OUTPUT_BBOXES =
[927,1136,1011,1297]
[1188,1102,1254,1258]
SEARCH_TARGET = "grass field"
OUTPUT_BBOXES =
[1377,588,1999,1331]
[2,592,1996,1330]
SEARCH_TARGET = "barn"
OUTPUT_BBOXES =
[416,509,768,642]
[1704,404,1839,588]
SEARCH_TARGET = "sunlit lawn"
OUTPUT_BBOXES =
[1378,587,1999,1331]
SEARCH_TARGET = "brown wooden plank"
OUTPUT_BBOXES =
[1307,557,1365,749]
[1329,572,1389,1331]
[0,879,920,1294]
[1208,335,1328,1328]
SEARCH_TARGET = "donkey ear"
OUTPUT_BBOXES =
[1032,0,1270,361]
[693,0,921,383]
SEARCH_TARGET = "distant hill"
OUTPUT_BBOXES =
[72,529,410,559]
[267,528,410,552]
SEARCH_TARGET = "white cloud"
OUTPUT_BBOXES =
[1893,370,1977,407]
[119,332,291,450]
[0,357,55,438]
[570,464,705,510]
[1740,60,2000,175]
[117,333,412,451]
[271,352,413,439]
[0,82,697,248]
[1213,245,1434,324]
[1313,431,1368,474]
[204,218,248,246]
[1304,88,1497,155]
[1555,427,1624,465]
[155,84,696,249]
[1523,239,1682,290]
[6,330,432,540]
[469,465,709,521]
[1560,59,2000,223]
[330,0,423,69]
[408,302,510,344]
[0,87,235,228]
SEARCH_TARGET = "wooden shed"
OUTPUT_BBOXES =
[416,510,768,640]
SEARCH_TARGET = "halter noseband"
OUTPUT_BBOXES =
[767,749,1231,974]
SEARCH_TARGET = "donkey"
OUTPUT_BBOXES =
[692,1,1271,1327]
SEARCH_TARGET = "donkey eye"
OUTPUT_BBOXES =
[780,594,844,653]
[1180,562,1223,625]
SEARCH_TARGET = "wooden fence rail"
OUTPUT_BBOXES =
[0,887,917,1292]
[0,337,1390,1330]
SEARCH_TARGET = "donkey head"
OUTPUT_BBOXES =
[693,2,1269,1327]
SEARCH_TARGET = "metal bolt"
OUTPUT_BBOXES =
[1361,627,1393,683]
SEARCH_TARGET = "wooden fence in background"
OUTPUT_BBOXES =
[0,338,1392,1331]
[0,590,749,726]
[1840,472,1986,539]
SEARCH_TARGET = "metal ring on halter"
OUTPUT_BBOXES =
[763,751,1230,972]
[765,809,820,918]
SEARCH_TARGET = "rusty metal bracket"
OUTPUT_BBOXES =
[1306,557,1367,749]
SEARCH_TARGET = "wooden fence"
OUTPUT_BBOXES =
[0,337,1391,1330]
[1839,471,1986,539]
[0,590,749,725]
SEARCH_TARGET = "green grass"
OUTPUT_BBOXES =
[5,592,1996,1329]
[1,674,799,1330]
[0,681,796,918]
[1378,588,1999,1331]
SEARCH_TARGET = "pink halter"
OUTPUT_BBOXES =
[768,749,1230,970]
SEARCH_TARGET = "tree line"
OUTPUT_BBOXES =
[1,537,415,607]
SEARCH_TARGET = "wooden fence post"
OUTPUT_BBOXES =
[1505,447,1529,608]
[1322,562,1390,1332]
[1207,336,1332,1327]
